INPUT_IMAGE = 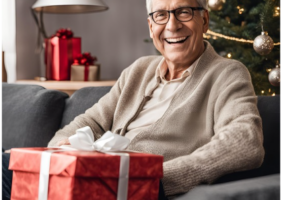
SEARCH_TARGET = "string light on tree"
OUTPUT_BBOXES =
[273,6,280,17]
[208,0,225,11]
[227,53,232,58]
[203,30,280,45]
[268,62,280,86]
[237,6,245,14]
[253,31,274,55]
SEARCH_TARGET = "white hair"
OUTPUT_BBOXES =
[146,0,208,14]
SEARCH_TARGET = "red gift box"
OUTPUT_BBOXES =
[45,29,81,80]
[9,148,163,200]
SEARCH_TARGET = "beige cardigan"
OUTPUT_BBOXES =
[49,41,264,197]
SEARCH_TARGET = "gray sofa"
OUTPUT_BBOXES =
[2,83,280,200]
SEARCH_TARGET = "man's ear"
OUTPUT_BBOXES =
[202,10,209,33]
[147,17,154,38]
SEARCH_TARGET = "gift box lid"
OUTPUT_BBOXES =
[9,148,163,178]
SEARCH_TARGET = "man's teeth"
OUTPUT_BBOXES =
[165,37,187,43]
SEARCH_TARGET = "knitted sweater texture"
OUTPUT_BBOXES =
[49,41,264,197]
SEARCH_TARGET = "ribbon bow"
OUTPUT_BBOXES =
[73,52,97,66]
[53,28,74,39]
[68,126,130,151]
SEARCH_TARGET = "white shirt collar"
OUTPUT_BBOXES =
[155,55,202,83]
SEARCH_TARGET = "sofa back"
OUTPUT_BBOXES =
[60,86,111,128]
[2,83,68,149]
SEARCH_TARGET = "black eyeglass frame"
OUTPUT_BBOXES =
[149,7,205,25]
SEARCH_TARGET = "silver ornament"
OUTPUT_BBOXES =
[208,0,224,11]
[268,67,280,86]
[253,32,274,56]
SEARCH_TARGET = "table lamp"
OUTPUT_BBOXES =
[31,0,109,38]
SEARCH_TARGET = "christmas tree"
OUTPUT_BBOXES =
[206,0,280,95]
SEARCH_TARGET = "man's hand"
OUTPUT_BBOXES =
[57,138,70,146]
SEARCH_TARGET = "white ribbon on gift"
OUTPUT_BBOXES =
[69,126,130,152]
[38,150,65,200]
[38,126,130,200]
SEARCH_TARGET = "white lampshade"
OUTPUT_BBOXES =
[32,0,109,13]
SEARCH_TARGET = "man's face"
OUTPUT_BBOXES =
[148,0,209,66]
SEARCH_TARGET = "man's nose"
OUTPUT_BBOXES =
[166,12,182,31]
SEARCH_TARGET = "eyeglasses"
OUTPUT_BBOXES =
[149,7,205,25]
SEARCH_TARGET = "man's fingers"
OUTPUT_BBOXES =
[57,139,70,146]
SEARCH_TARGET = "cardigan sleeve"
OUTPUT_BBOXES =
[48,69,128,147]
[162,61,265,196]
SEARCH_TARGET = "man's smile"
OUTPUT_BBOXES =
[164,36,189,44]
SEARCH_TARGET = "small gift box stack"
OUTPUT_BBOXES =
[45,29,99,81]
[8,127,164,200]
[71,52,100,81]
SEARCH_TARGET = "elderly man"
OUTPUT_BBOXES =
[3,0,264,199]
[50,0,264,198]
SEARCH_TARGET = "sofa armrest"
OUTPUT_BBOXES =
[175,174,280,200]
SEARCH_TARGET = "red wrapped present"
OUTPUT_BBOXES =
[45,28,81,80]
[9,148,163,200]
[71,52,100,81]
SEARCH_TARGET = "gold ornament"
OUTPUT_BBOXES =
[268,64,280,86]
[208,0,224,11]
[253,32,274,56]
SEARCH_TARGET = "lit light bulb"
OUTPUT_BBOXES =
[227,53,232,58]
[266,68,272,73]
[272,93,276,96]
[274,7,280,17]
[261,90,265,94]
[236,6,244,14]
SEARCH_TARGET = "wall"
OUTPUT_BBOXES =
[16,0,156,80]
[16,0,40,80]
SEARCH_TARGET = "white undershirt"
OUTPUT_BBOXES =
[125,57,200,141]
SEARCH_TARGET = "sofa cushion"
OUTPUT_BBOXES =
[2,83,68,149]
[176,174,280,200]
[60,86,112,128]
[214,95,280,184]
